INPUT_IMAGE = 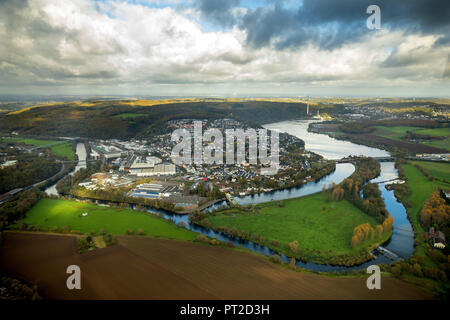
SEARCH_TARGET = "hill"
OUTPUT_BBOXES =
[0,100,343,139]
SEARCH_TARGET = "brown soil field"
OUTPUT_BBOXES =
[0,231,435,300]
[0,232,214,299]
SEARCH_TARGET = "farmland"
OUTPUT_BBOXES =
[0,232,433,299]
[410,161,450,182]
[206,192,387,265]
[374,126,450,151]
[14,199,197,241]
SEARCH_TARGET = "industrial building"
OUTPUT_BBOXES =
[130,183,164,199]
[135,163,176,177]
[92,144,124,159]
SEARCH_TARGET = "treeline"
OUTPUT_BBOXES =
[381,252,448,289]
[388,160,413,208]
[71,189,177,212]
[405,131,445,141]
[190,182,224,200]
[376,119,446,129]
[0,275,41,300]
[0,189,42,230]
[388,159,449,295]
[351,216,394,248]
[190,209,377,266]
[55,162,101,195]
[55,162,177,212]
[420,190,449,236]
[412,162,450,184]
[324,157,389,223]
[340,122,374,134]
[0,101,345,139]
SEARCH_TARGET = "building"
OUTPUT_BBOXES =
[90,149,100,160]
[120,154,136,172]
[130,183,164,199]
[92,144,124,159]
[135,163,176,177]
[129,156,162,174]
[111,158,122,166]
[428,227,446,249]
[1,160,18,169]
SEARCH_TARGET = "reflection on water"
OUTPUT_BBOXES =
[235,163,355,205]
[376,163,414,260]
[70,142,87,175]
[264,120,390,160]
[45,142,86,196]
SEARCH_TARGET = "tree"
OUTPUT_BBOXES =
[287,240,300,254]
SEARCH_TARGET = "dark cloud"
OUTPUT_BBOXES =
[238,0,450,50]
[197,0,241,27]
[381,48,435,69]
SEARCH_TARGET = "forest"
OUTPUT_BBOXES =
[0,101,344,139]
[0,153,60,194]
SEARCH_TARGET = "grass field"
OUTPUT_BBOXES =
[1,137,75,160]
[207,193,386,263]
[374,126,450,151]
[1,137,58,146]
[410,161,450,182]
[113,113,148,119]
[399,163,450,267]
[15,199,197,240]
[49,142,75,160]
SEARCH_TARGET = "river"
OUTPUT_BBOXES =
[44,142,87,196]
[53,122,414,272]
[133,120,413,272]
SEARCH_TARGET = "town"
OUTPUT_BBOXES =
[70,118,331,212]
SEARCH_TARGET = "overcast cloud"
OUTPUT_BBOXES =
[0,0,448,97]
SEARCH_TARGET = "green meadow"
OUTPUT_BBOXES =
[374,126,450,151]
[49,142,75,160]
[15,199,197,241]
[411,161,450,182]
[400,162,450,266]
[1,137,75,160]
[207,192,386,263]
[113,113,148,119]
[1,137,59,146]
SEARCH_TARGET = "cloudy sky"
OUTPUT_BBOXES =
[0,0,449,97]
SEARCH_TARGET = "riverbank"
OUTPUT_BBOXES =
[392,161,449,266]
[203,192,391,266]
[377,160,450,296]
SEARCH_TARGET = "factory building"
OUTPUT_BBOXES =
[130,183,164,199]
[135,163,176,177]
